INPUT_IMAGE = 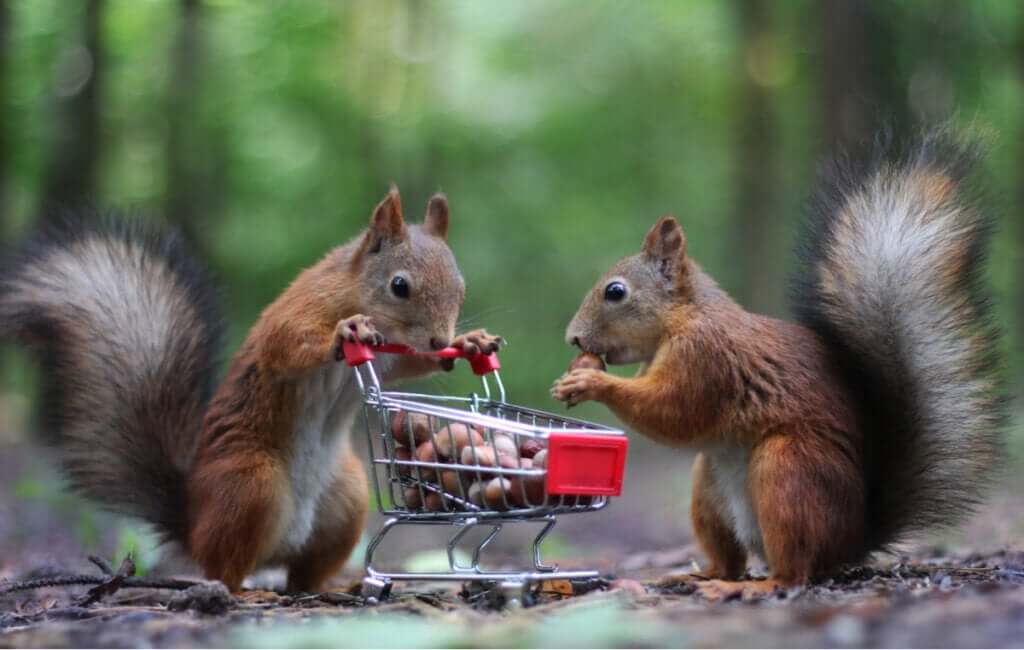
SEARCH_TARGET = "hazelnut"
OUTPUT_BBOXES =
[569,351,606,372]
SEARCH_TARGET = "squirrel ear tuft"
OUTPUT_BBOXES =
[642,215,687,281]
[367,185,407,252]
[424,193,449,240]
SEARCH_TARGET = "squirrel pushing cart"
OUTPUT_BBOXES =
[341,341,629,603]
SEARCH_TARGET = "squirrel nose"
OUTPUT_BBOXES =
[429,337,449,351]
[570,336,582,349]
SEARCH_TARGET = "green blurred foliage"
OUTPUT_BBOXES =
[0,0,1021,422]
[13,467,102,547]
[113,524,161,576]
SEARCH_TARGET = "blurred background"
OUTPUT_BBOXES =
[0,0,1021,579]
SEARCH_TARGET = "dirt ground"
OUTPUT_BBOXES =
[3,436,1024,648]
[3,548,1024,648]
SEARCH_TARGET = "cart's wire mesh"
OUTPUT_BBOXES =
[360,390,621,519]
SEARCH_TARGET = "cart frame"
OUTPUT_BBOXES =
[342,342,628,600]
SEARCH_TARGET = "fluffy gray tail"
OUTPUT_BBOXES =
[791,129,1007,550]
[0,211,223,543]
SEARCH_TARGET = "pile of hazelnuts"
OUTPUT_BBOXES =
[388,410,548,511]
[389,351,606,512]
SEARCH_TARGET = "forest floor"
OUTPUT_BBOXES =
[2,548,1024,648]
[3,441,1024,648]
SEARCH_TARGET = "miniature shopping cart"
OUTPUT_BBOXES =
[342,341,628,602]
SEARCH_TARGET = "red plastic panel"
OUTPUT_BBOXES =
[467,352,501,376]
[545,432,628,496]
[341,341,376,366]
[341,340,500,375]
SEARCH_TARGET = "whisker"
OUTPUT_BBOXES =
[457,305,516,330]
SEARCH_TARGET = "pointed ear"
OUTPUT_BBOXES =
[367,186,407,252]
[642,216,687,282]
[424,193,449,240]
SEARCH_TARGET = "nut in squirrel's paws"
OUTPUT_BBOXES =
[552,352,607,406]
[551,368,607,407]
[569,352,606,372]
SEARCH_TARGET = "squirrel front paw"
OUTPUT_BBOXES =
[450,329,504,356]
[443,329,504,371]
[334,314,384,360]
[550,368,608,407]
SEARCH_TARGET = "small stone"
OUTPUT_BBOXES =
[167,582,233,616]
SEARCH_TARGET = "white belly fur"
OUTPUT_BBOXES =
[705,445,764,558]
[275,357,391,556]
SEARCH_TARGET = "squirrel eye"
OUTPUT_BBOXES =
[604,281,627,302]
[390,276,410,299]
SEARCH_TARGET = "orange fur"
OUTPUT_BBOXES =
[557,153,1008,590]
[188,448,288,592]
[749,432,864,585]
[575,308,866,586]
[185,189,497,592]
[555,216,867,591]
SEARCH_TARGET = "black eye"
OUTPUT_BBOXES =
[604,281,627,302]
[390,276,410,299]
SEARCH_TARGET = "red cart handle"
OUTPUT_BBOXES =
[340,341,501,376]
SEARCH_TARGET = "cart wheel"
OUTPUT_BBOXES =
[498,581,527,609]
[361,577,392,604]
[572,576,610,596]
[480,580,529,609]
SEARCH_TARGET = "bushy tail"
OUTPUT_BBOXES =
[0,211,223,543]
[791,129,1007,550]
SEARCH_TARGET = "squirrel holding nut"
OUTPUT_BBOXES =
[552,130,1007,599]
[0,188,502,593]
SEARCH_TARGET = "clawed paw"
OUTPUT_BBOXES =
[335,314,384,358]
[237,589,283,604]
[550,368,606,406]
[696,579,785,602]
[450,329,504,357]
[651,575,784,601]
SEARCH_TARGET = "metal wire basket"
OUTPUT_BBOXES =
[342,342,628,602]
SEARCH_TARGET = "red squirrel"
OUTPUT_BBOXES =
[1,188,501,593]
[552,130,1006,599]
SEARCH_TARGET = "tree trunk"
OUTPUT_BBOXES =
[819,0,909,147]
[38,0,104,214]
[1016,12,1024,389]
[731,0,779,315]
[165,0,208,245]
[0,0,10,237]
